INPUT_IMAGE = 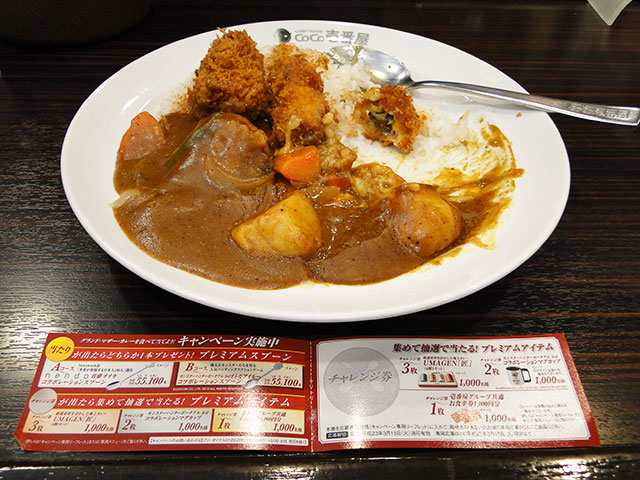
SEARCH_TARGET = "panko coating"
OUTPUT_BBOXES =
[189,30,270,119]
[353,85,423,153]
[264,43,327,95]
[265,43,330,146]
[269,84,329,146]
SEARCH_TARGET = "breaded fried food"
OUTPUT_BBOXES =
[265,43,330,146]
[265,43,327,94]
[189,30,269,119]
[353,86,423,153]
[269,84,329,146]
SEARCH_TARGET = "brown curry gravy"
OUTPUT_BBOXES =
[113,112,522,290]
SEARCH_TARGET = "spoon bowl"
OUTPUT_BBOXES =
[328,45,639,126]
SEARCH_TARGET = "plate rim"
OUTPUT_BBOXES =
[60,19,571,322]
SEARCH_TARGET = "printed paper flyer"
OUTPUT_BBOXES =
[313,336,598,450]
[15,333,599,451]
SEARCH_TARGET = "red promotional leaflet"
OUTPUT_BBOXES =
[15,333,599,452]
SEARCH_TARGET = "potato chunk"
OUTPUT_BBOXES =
[231,191,322,258]
[389,183,463,258]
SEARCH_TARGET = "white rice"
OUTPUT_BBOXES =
[321,58,516,194]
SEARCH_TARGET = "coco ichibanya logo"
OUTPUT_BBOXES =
[275,28,370,45]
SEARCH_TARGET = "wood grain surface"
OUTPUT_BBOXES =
[1,1,638,478]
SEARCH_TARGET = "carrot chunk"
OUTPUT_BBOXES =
[117,112,167,161]
[325,172,351,192]
[272,145,321,184]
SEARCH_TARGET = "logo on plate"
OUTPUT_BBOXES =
[275,28,291,43]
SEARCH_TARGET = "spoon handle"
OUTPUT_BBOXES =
[410,80,640,126]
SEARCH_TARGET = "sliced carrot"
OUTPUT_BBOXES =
[272,145,322,184]
[325,173,351,192]
[117,112,167,161]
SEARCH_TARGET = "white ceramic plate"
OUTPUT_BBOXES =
[61,20,570,322]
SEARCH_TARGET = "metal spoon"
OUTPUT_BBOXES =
[328,45,640,126]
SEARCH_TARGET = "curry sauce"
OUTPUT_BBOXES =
[113,111,521,290]
[112,31,521,290]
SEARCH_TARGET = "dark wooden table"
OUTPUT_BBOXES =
[1,0,639,478]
